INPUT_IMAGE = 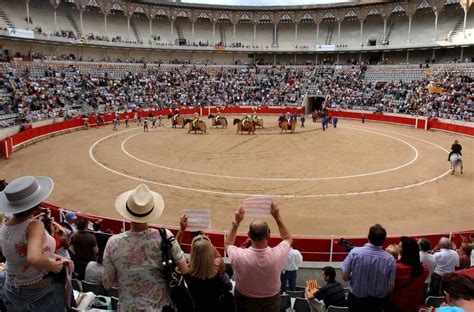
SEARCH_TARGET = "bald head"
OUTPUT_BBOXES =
[439,237,452,249]
[248,220,270,242]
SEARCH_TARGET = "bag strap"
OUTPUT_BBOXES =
[158,228,172,265]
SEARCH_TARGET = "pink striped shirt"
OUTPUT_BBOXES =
[227,240,290,298]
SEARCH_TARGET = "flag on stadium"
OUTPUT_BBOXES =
[242,196,274,217]
[183,209,211,230]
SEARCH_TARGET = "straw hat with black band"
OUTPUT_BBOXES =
[0,176,54,215]
[115,184,164,223]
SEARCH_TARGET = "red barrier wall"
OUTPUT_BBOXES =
[429,118,474,136]
[44,202,472,261]
[328,110,474,136]
[3,108,473,261]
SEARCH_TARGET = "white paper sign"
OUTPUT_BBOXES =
[183,209,211,230]
[242,196,274,217]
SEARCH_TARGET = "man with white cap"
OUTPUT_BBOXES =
[102,184,188,312]
[0,176,73,312]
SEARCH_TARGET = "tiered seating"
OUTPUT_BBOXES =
[364,67,427,82]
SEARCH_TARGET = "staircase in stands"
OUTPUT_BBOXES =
[65,12,82,38]
[326,25,334,45]
[130,19,142,43]
[0,8,15,28]
[448,16,464,40]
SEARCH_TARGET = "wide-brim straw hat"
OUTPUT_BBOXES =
[0,176,54,215]
[115,184,164,223]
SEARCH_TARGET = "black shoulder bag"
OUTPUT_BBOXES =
[158,228,196,312]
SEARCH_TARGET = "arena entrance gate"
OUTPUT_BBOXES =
[305,95,325,114]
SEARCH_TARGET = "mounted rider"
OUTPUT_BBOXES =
[251,107,258,122]
[172,108,180,122]
[215,108,221,123]
[448,140,462,161]
[242,113,251,127]
[286,112,291,124]
[192,112,200,128]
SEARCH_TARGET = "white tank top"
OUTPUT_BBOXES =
[0,219,56,287]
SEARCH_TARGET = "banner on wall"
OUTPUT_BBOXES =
[316,45,335,51]
[8,28,34,39]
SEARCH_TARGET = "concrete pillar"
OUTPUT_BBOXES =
[434,11,438,41]
[171,20,174,41]
[54,10,58,32]
[26,2,30,29]
[192,22,195,41]
[463,9,468,38]
[360,21,364,46]
[407,16,412,43]
[212,22,216,43]
[316,23,320,43]
[149,19,153,39]
[104,15,108,35]
[294,23,298,47]
[80,11,84,35]
[127,16,131,41]
[253,23,257,44]
[337,22,341,44]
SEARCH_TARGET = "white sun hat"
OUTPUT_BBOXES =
[0,176,54,215]
[114,184,164,223]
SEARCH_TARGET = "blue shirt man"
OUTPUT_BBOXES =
[342,224,396,312]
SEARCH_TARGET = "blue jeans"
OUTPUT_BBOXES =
[4,280,65,312]
[280,270,297,292]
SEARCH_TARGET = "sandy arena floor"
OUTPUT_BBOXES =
[1,116,473,237]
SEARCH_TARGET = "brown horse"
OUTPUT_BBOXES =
[233,118,256,134]
[278,116,296,134]
[208,114,228,128]
[167,114,186,128]
[185,119,207,134]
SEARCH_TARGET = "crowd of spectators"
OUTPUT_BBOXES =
[0,62,473,126]
[317,68,473,121]
[0,175,473,312]
[0,64,307,121]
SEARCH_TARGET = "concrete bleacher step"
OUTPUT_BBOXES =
[65,12,81,37]
[0,7,15,28]
[448,16,464,40]
[384,21,395,43]
[130,19,142,43]
[326,25,334,45]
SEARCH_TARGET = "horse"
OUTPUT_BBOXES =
[233,118,256,134]
[252,116,264,128]
[184,119,207,134]
[278,116,296,134]
[450,153,463,175]
[208,114,228,128]
[167,114,186,128]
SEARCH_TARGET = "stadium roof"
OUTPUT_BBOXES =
[182,0,352,6]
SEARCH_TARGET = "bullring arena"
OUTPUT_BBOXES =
[1,112,472,238]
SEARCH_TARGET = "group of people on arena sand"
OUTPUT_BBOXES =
[241,108,259,126]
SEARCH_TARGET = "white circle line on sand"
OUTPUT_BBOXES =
[89,125,452,198]
[120,125,419,181]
